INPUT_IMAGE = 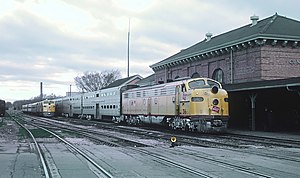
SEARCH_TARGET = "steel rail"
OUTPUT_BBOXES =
[132,147,216,178]
[35,125,114,178]
[26,115,275,177]
[222,133,300,148]
[27,116,216,177]
[13,118,50,178]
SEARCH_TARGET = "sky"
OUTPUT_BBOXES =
[1,0,300,103]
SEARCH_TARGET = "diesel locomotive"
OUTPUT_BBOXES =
[22,100,56,117]
[120,77,229,132]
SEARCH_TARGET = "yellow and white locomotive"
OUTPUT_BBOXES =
[121,77,229,132]
[22,100,55,117]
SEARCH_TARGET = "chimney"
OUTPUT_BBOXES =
[250,15,259,26]
[40,82,43,100]
[206,32,213,42]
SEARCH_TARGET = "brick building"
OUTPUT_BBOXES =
[149,13,300,131]
[150,13,300,84]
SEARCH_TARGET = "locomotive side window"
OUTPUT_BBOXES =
[181,84,187,92]
[207,80,221,88]
[124,93,129,98]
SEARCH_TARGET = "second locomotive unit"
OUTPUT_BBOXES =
[22,100,56,117]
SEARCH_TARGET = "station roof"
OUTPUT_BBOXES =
[150,13,300,70]
[223,77,300,92]
[136,74,155,86]
[102,75,142,89]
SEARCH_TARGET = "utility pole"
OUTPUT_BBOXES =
[127,18,130,78]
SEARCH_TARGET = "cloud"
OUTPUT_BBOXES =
[1,0,300,102]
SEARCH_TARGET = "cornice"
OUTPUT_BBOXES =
[151,37,300,72]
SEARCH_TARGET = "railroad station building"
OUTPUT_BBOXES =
[149,13,300,131]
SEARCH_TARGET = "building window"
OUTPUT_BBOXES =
[191,72,200,78]
[212,68,224,83]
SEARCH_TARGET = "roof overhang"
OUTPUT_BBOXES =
[223,77,300,92]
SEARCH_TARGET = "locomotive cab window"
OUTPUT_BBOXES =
[188,79,206,89]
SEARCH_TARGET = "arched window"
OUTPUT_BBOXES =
[212,68,224,83]
[191,72,200,78]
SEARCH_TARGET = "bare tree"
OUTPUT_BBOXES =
[74,69,121,92]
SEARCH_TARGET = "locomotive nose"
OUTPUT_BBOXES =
[211,86,219,94]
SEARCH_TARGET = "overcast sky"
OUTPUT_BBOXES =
[1,0,300,102]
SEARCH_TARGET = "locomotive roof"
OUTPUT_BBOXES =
[125,77,222,91]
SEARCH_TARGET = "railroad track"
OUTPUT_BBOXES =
[23,113,300,163]
[22,115,285,177]
[112,125,300,163]
[221,132,300,148]
[12,117,50,178]
[22,113,300,162]
[11,114,114,178]
[52,115,300,149]
[22,115,217,177]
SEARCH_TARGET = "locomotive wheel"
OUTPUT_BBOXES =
[184,124,190,131]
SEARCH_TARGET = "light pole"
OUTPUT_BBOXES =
[127,18,130,78]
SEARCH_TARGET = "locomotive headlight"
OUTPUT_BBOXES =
[213,99,219,105]
[211,86,219,94]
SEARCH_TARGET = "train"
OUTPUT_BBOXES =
[50,77,229,132]
[22,77,229,132]
[0,99,5,117]
[22,100,55,117]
